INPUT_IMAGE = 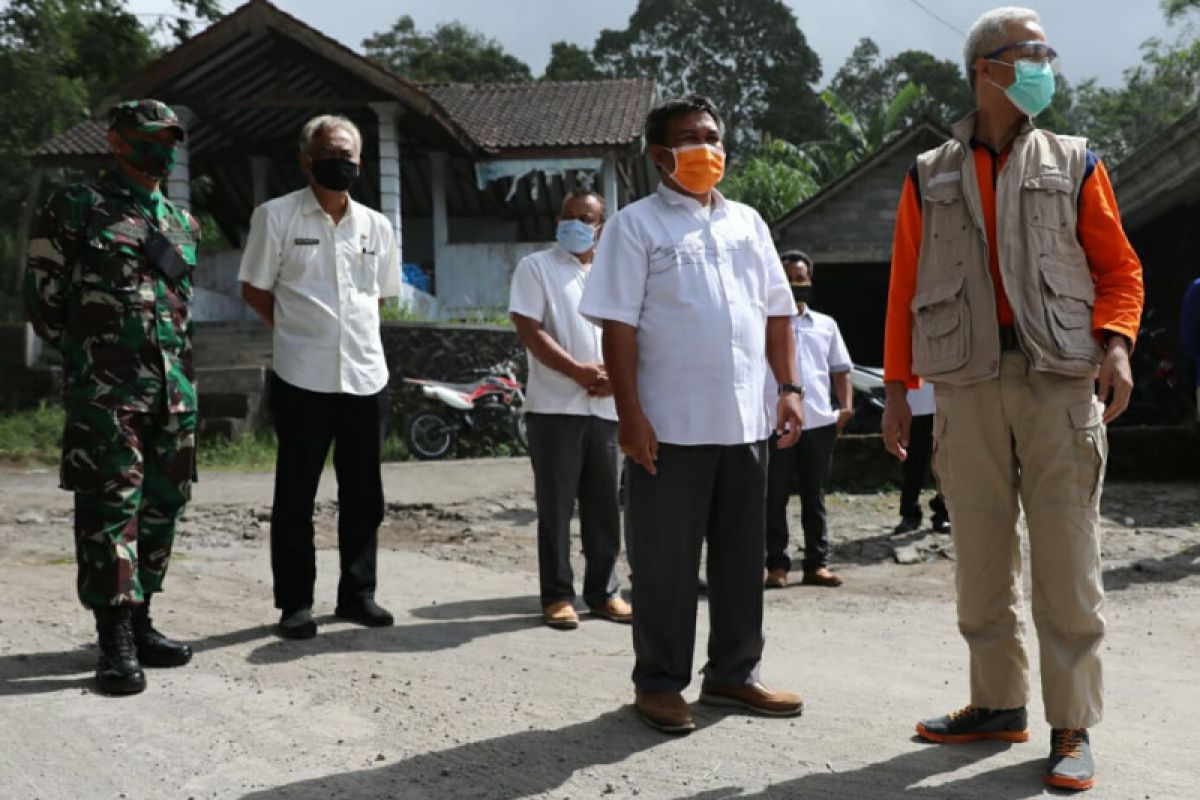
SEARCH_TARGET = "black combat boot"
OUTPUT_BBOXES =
[94,606,146,695]
[131,596,193,667]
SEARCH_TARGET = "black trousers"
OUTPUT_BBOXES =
[626,442,767,693]
[765,423,838,572]
[269,372,388,612]
[899,414,947,523]
[524,413,622,607]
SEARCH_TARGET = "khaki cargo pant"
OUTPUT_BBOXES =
[932,350,1107,729]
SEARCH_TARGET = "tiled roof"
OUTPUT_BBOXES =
[34,119,108,160]
[424,78,657,152]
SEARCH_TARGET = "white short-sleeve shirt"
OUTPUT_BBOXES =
[764,308,852,430]
[908,382,937,416]
[579,183,795,446]
[237,186,401,395]
[508,245,616,420]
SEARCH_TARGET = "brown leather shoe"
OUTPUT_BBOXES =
[699,681,804,717]
[635,690,695,734]
[801,566,843,587]
[542,600,579,630]
[588,596,632,623]
[764,568,788,589]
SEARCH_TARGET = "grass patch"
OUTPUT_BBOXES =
[0,403,63,465]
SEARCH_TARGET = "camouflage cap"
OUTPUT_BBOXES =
[108,99,185,140]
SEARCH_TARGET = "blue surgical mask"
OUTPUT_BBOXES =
[556,219,597,254]
[992,58,1056,117]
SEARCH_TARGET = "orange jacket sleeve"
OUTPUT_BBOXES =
[883,172,922,387]
[1077,158,1144,346]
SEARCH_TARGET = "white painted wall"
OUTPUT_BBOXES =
[436,241,551,317]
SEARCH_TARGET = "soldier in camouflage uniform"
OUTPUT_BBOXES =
[23,99,199,696]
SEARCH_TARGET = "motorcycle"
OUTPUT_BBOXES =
[1122,308,1191,425]
[401,354,527,460]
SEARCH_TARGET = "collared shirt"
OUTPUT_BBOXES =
[238,186,401,395]
[764,308,851,430]
[508,244,617,420]
[23,170,200,413]
[579,183,795,446]
[884,141,1143,386]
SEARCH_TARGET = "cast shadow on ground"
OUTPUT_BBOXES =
[0,622,276,697]
[244,611,540,666]
[0,647,94,696]
[672,741,1046,800]
[237,707,674,800]
[237,713,1047,800]
[407,595,542,621]
[830,526,942,566]
[1103,543,1200,591]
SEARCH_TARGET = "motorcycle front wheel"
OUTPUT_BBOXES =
[407,409,456,460]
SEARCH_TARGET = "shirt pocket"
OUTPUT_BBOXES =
[648,243,707,275]
[353,247,381,295]
[1022,172,1075,233]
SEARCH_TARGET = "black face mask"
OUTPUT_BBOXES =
[791,284,813,305]
[310,158,359,192]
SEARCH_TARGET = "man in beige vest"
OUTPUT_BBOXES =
[881,7,1143,793]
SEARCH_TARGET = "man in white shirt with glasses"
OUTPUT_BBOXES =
[239,114,401,640]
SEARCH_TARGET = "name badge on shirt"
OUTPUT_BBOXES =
[294,238,320,246]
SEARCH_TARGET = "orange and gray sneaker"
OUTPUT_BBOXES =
[588,596,632,623]
[1045,728,1095,791]
[542,600,579,630]
[916,704,1030,743]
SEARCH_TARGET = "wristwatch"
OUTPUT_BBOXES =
[777,382,805,399]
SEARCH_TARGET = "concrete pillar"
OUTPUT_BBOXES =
[428,150,449,304]
[602,154,621,214]
[249,156,271,207]
[369,101,404,259]
[166,106,195,210]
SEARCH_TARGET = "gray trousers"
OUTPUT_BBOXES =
[525,413,622,608]
[626,441,768,693]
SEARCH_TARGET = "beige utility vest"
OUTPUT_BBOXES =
[910,114,1102,384]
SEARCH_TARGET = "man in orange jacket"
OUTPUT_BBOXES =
[881,6,1142,793]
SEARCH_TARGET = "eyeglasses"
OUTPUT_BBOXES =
[983,40,1059,65]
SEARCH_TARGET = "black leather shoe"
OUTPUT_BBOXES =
[132,597,193,667]
[335,598,394,627]
[94,606,146,695]
[278,608,318,639]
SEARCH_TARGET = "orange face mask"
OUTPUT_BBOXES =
[668,143,726,194]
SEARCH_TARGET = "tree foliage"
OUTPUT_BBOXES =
[543,42,601,81]
[1066,35,1200,161]
[828,37,972,130]
[0,0,155,292]
[592,0,825,152]
[364,16,532,84]
[720,139,821,223]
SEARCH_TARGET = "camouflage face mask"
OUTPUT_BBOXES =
[123,137,177,178]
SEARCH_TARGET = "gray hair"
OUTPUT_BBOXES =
[963,6,1042,89]
[298,114,362,155]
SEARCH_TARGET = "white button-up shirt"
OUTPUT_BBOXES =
[580,183,795,446]
[765,308,852,430]
[508,244,617,420]
[238,187,401,395]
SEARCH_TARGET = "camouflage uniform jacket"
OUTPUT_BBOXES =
[23,171,201,413]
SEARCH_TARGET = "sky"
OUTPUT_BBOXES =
[128,0,1187,89]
